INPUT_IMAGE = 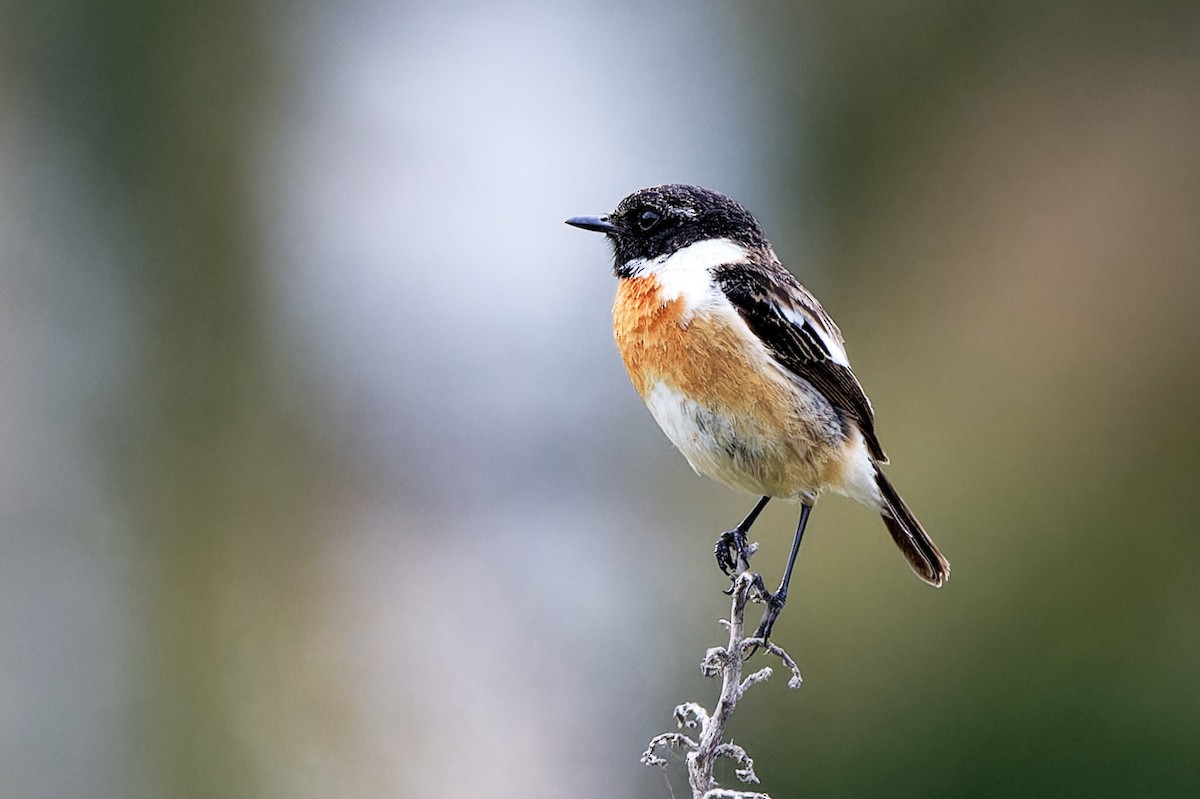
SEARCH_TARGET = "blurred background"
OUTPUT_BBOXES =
[3,1,1199,797]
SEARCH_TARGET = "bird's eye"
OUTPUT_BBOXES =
[637,210,661,231]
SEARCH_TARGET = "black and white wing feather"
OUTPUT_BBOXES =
[714,260,889,463]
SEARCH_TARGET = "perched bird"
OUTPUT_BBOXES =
[566,184,948,640]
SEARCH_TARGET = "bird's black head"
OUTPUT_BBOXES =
[566,184,768,278]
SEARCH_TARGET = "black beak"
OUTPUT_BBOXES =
[565,215,618,234]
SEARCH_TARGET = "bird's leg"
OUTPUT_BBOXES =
[715,496,771,576]
[748,502,812,653]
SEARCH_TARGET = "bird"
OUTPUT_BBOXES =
[566,184,949,642]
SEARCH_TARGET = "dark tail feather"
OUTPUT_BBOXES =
[875,467,950,587]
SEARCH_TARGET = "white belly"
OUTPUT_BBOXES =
[642,380,881,508]
[643,381,789,497]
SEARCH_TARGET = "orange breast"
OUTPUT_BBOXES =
[611,275,854,499]
[612,276,783,419]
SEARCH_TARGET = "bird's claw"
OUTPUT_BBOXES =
[745,578,788,659]
[714,528,755,577]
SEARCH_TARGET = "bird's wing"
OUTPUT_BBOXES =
[714,262,888,463]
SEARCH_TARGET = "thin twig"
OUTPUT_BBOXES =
[642,572,802,798]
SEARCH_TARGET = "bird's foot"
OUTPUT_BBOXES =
[745,576,788,658]
[714,527,758,578]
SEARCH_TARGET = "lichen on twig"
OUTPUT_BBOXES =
[641,571,802,798]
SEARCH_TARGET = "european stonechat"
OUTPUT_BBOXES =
[567,184,949,640]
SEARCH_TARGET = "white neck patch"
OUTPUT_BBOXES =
[625,238,750,305]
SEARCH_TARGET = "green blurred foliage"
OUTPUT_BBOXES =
[8,1,356,796]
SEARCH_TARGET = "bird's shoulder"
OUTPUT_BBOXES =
[712,253,888,462]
